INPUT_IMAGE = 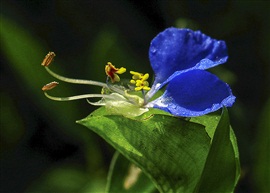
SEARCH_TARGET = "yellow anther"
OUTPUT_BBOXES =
[105,62,126,83]
[143,87,151,91]
[134,79,150,91]
[130,71,143,80]
[130,71,151,91]
[130,79,136,84]
[116,67,126,74]
[135,87,142,91]
[135,81,141,87]
[141,73,149,81]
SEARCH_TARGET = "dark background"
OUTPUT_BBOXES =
[1,1,269,192]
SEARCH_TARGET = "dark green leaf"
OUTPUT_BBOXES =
[191,110,241,187]
[106,151,157,193]
[194,108,239,193]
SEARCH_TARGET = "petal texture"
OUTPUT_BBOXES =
[149,27,228,85]
[148,70,235,117]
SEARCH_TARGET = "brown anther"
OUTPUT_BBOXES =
[42,81,59,91]
[41,52,56,66]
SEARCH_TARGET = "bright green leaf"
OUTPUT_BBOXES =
[78,107,211,193]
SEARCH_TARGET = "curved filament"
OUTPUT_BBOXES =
[44,92,115,101]
[45,67,108,88]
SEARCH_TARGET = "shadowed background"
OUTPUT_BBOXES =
[1,1,269,192]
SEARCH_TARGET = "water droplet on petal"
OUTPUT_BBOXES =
[168,103,178,111]
[151,48,157,54]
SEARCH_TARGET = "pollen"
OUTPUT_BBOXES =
[130,71,151,91]
[42,81,59,91]
[105,62,126,83]
[41,52,56,67]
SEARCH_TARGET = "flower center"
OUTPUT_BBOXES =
[130,71,151,91]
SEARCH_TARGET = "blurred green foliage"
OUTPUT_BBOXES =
[1,1,269,193]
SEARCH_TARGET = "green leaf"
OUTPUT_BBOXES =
[191,110,241,188]
[194,108,239,193]
[78,107,211,193]
[106,151,157,193]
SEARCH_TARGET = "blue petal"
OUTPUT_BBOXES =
[148,70,235,117]
[149,27,228,85]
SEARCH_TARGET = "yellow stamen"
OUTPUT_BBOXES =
[105,62,126,83]
[130,79,136,84]
[130,71,151,91]
[117,67,126,74]
[130,71,143,80]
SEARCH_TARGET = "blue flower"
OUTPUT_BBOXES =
[41,27,235,117]
[145,27,235,116]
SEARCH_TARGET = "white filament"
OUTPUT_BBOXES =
[45,67,108,88]
[44,92,115,101]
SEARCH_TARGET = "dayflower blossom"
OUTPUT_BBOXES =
[41,27,235,117]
